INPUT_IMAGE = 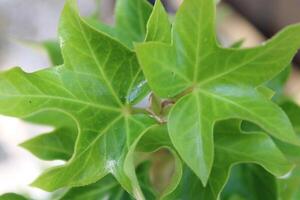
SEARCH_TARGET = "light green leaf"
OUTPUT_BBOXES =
[20,128,75,161]
[24,0,156,162]
[276,102,300,200]
[136,0,300,184]
[0,0,156,198]
[145,0,171,43]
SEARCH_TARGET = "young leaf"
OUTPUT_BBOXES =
[136,0,300,184]
[145,0,171,43]
[0,0,156,198]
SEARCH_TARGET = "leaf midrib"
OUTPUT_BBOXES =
[74,10,124,107]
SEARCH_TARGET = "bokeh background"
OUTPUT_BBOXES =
[0,0,299,199]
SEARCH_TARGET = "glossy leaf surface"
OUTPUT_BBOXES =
[136,0,300,184]
[0,0,155,198]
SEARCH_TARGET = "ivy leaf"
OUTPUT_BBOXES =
[163,129,293,200]
[60,163,156,200]
[140,119,291,200]
[87,0,152,49]
[278,166,300,200]
[20,108,78,161]
[0,0,156,198]
[0,193,28,200]
[40,0,153,67]
[42,40,64,66]
[21,0,155,163]
[265,66,291,102]
[136,0,300,184]
[221,164,277,200]
[275,102,300,199]
[145,0,171,43]
[20,127,75,161]
[274,100,300,164]
[136,125,183,199]
[60,175,131,200]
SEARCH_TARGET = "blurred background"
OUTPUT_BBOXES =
[0,0,299,199]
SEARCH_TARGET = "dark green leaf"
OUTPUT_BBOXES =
[222,165,277,200]
[60,163,155,200]
[0,193,27,200]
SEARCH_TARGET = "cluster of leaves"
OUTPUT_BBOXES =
[1,0,300,199]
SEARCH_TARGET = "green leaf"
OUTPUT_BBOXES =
[265,66,291,102]
[163,130,293,200]
[20,109,78,161]
[276,102,300,200]
[87,0,152,49]
[42,40,64,66]
[278,166,300,200]
[229,39,245,49]
[136,125,183,199]
[60,163,156,200]
[145,0,171,43]
[0,0,156,198]
[60,176,130,200]
[0,193,27,200]
[23,0,156,162]
[221,165,277,200]
[20,127,75,161]
[274,100,300,164]
[136,0,300,184]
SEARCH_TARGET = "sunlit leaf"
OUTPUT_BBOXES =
[136,0,300,184]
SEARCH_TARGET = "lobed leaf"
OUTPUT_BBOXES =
[0,0,156,199]
[136,0,300,185]
[164,130,293,200]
